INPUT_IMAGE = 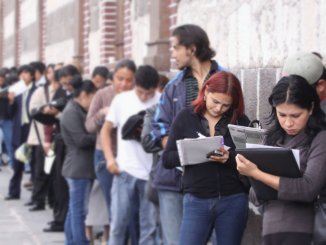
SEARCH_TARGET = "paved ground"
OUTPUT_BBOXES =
[0,165,64,245]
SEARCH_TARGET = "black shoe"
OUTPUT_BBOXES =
[24,200,34,206]
[43,223,64,232]
[47,220,55,226]
[29,204,45,211]
[4,195,20,200]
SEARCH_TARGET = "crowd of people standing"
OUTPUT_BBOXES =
[1,23,326,245]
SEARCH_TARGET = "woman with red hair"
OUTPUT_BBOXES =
[162,71,250,245]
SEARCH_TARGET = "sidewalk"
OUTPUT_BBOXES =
[0,165,64,245]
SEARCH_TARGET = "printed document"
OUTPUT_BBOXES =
[228,124,267,149]
[176,135,224,166]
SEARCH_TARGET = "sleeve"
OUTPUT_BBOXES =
[151,84,175,143]
[162,110,186,169]
[28,87,44,113]
[61,108,96,149]
[85,90,106,133]
[278,131,326,202]
[141,105,162,153]
[105,95,119,128]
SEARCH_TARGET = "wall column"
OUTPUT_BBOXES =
[143,0,170,71]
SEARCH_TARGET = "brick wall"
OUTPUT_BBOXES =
[14,0,20,66]
[82,0,90,74]
[2,0,15,66]
[169,0,178,70]
[44,1,79,64]
[123,0,132,58]
[39,0,46,62]
[100,0,117,65]
[0,0,3,67]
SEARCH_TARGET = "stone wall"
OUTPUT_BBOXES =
[176,0,326,121]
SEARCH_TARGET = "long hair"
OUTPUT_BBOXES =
[192,71,245,123]
[172,24,215,62]
[266,75,326,145]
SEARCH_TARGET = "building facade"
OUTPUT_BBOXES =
[0,0,325,121]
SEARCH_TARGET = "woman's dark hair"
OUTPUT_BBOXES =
[30,61,46,74]
[73,79,97,98]
[113,59,137,74]
[172,24,216,62]
[45,64,55,83]
[266,75,326,145]
[192,71,245,123]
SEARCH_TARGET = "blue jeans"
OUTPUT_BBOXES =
[180,193,248,245]
[0,119,13,167]
[65,178,93,245]
[157,190,183,245]
[109,172,156,245]
[94,149,113,220]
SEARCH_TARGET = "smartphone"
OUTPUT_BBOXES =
[206,149,224,158]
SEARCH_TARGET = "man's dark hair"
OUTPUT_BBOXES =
[29,61,46,74]
[18,64,36,81]
[59,65,80,78]
[73,80,97,98]
[135,65,159,89]
[92,66,110,79]
[172,24,216,62]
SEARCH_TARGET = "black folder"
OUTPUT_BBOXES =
[236,148,302,200]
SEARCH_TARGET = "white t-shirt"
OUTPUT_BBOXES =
[105,89,160,180]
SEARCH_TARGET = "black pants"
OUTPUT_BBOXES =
[52,135,69,224]
[263,232,312,245]
[31,145,49,206]
[8,124,30,197]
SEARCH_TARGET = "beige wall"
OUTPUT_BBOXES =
[177,0,326,69]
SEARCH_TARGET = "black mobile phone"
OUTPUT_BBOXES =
[206,150,224,158]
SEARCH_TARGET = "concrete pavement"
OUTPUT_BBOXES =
[0,165,64,245]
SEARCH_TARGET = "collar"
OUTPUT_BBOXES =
[184,60,218,80]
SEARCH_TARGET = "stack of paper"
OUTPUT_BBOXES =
[228,124,267,149]
[177,136,224,166]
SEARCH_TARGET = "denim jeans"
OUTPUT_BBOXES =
[109,172,156,245]
[157,190,183,245]
[180,192,248,245]
[94,149,113,220]
[0,119,13,167]
[65,178,93,245]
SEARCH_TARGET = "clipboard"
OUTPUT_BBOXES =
[236,148,302,200]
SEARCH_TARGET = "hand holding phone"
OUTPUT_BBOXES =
[206,149,224,158]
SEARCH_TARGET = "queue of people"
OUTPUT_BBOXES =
[0,23,326,245]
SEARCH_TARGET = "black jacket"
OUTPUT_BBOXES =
[162,107,250,198]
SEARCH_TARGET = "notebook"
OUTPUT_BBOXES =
[236,148,302,200]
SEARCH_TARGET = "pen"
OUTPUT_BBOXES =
[197,132,206,138]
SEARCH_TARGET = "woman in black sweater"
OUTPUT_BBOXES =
[162,71,250,245]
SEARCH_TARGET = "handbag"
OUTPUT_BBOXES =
[14,143,32,164]
[313,198,326,244]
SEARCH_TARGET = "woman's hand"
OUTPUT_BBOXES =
[208,147,229,164]
[236,154,259,177]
